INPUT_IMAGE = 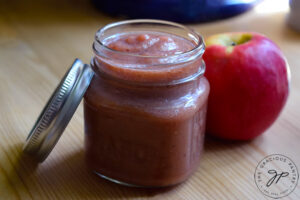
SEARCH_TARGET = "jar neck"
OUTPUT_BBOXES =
[90,60,204,100]
[91,56,205,87]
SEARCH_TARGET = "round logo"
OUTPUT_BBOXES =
[254,154,299,199]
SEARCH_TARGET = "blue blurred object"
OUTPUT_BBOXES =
[288,0,300,31]
[92,0,261,23]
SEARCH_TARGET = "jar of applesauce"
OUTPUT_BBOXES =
[23,20,209,188]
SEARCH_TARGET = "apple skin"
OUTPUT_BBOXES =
[203,32,290,140]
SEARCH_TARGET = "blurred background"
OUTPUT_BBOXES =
[0,0,296,24]
[0,0,297,66]
[0,0,297,59]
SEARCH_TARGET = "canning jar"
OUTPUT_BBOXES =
[23,19,209,188]
[84,20,209,187]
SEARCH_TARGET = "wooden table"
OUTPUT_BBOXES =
[0,0,299,199]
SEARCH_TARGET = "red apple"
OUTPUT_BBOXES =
[203,32,290,140]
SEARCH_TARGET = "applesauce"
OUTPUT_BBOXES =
[84,20,209,187]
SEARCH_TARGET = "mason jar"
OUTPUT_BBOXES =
[84,20,210,187]
[23,19,209,188]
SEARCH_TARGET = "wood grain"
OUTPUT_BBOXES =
[0,0,299,199]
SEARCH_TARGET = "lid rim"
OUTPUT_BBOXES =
[23,59,94,162]
[24,65,76,154]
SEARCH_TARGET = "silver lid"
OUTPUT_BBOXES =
[23,58,94,162]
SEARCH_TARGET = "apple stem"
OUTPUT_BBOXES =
[231,42,237,46]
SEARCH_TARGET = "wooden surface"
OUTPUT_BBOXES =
[0,0,300,199]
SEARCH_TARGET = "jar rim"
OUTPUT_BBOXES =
[93,19,205,60]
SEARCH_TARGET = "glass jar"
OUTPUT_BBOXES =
[83,20,209,187]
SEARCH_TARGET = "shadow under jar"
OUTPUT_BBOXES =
[84,20,210,187]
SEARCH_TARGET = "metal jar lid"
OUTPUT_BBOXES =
[23,59,94,162]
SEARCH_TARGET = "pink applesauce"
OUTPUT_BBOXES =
[105,32,194,56]
[84,21,209,187]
